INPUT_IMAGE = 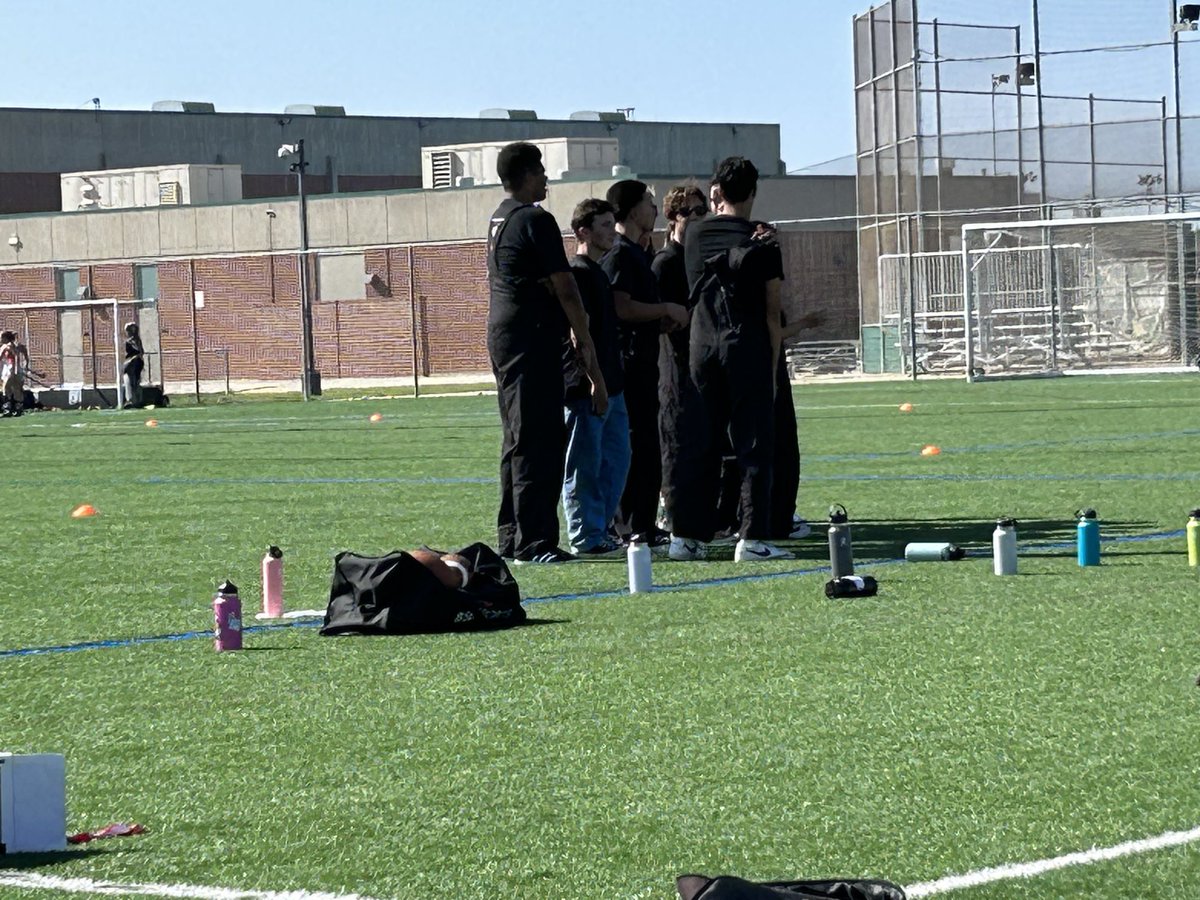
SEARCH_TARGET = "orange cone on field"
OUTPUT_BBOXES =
[145,419,159,427]
[369,413,383,422]
[920,445,941,457]
[71,504,98,518]
[899,403,914,412]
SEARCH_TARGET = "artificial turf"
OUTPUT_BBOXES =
[1,373,1198,899]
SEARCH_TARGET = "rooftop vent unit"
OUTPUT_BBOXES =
[151,100,216,113]
[284,104,347,117]
[479,108,539,120]
[569,110,627,123]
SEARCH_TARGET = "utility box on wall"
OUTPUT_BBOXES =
[61,164,243,211]
[0,753,67,853]
[420,138,620,189]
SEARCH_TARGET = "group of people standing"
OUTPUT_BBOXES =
[486,142,817,565]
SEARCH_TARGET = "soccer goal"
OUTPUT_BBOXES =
[0,296,159,407]
[961,211,1200,380]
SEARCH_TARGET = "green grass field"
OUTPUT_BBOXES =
[3,374,1199,899]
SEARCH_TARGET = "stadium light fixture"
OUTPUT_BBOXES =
[1174,4,1200,32]
[1017,62,1036,86]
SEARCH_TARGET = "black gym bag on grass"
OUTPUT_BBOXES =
[676,874,906,900]
[319,542,525,635]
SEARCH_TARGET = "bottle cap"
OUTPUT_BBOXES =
[267,545,283,558]
[995,517,1017,527]
[1191,508,1200,519]
[828,503,848,524]
[947,544,967,560]
[1076,508,1097,519]
[217,579,238,595]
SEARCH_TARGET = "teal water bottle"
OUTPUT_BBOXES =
[1076,508,1100,567]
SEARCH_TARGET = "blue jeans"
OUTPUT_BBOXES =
[562,392,631,551]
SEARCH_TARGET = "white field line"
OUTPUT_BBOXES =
[0,870,388,900]
[904,824,1200,897]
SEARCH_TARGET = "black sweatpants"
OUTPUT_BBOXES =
[671,339,775,541]
[617,356,661,539]
[769,355,800,538]
[490,341,566,559]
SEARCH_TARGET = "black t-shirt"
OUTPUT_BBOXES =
[601,233,660,372]
[563,255,624,402]
[486,199,570,353]
[684,216,784,345]
[652,240,689,360]
[683,216,785,294]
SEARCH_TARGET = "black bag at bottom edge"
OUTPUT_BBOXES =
[677,874,905,900]
[320,542,525,635]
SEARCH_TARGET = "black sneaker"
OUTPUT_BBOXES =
[631,528,671,548]
[574,539,625,560]
[512,547,577,565]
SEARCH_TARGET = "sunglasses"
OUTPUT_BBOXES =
[679,205,707,218]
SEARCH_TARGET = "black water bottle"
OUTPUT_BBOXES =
[828,504,854,578]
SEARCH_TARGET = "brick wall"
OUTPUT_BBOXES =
[0,231,858,386]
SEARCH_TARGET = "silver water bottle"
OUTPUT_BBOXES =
[828,504,854,578]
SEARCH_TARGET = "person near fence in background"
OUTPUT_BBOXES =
[123,322,145,409]
[487,141,607,565]
[561,199,630,558]
[652,183,709,538]
[603,180,689,547]
[0,330,23,417]
[669,157,792,562]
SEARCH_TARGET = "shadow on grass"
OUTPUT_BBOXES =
[521,617,570,627]
[0,846,132,868]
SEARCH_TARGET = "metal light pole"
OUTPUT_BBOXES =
[279,139,320,399]
[991,73,1010,176]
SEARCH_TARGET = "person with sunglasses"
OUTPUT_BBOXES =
[652,184,709,538]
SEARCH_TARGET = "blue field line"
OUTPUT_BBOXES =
[805,472,1200,483]
[0,528,1185,661]
[139,475,496,486]
[807,427,1200,464]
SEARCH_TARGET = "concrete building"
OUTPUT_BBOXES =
[0,105,784,214]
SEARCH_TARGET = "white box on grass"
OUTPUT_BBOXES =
[0,753,67,853]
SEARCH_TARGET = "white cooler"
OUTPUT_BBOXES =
[0,753,66,853]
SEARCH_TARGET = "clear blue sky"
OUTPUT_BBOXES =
[0,0,868,171]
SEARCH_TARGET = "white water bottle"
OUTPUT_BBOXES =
[627,542,652,593]
[992,517,1018,576]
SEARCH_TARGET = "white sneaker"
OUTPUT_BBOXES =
[788,519,813,539]
[668,536,708,561]
[734,539,795,561]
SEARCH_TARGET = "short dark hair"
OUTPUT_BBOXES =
[571,198,615,234]
[606,179,649,223]
[711,157,759,204]
[0,330,13,343]
[496,142,543,191]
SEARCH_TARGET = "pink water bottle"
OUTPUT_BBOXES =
[213,580,242,651]
[261,546,284,618]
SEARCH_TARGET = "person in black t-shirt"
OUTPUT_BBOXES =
[561,199,631,557]
[487,142,608,565]
[669,157,792,563]
[653,183,710,536]
[602,179,688,546]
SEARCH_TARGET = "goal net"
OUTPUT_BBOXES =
[961,211,1200,380]
[0,296,159,407]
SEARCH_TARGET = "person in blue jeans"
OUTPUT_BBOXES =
[561,199,630,557]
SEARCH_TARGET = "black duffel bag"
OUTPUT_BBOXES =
[677,874,905,900]
[320,542,524,635]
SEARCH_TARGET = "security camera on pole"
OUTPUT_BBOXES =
[278,140,321,399]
